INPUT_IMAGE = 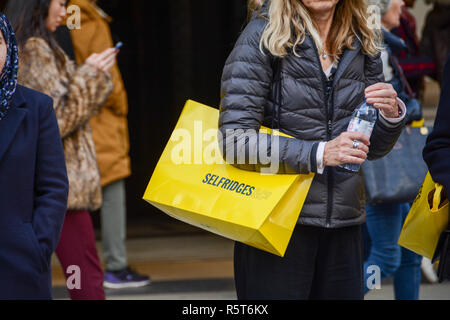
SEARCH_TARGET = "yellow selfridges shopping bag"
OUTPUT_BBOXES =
[398,172,449,259]
[143,100,314,257]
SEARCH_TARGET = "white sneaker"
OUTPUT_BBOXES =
[421,257,439,283]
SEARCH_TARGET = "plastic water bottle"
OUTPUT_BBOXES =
[340,101,377,172]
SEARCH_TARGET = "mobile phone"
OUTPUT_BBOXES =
[114,42,123,50]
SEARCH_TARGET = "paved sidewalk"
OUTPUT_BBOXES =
[53,278,450,300]
[52,234,450,300]
[365,282,450,300]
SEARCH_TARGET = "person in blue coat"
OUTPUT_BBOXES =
[0,14,68,300]
[423,55,450,196]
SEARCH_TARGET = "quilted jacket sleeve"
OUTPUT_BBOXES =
[364,52,405,160]
[218,18,315,174]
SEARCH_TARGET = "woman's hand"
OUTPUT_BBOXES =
[324,131,370,167]
[85,48,118,73]
[365,82,399,118]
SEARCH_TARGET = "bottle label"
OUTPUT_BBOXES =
[347,118,375,137]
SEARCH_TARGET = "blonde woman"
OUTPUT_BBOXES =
[220,0,407,299]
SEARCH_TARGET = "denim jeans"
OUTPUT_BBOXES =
[363,203,422,300]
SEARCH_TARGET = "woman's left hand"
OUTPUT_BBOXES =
[365,82,399,118]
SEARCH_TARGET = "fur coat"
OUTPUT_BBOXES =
[70,0,131,187]
[18,37,113,211]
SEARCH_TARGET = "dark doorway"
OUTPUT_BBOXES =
[94,0,248,237]
[0,0,248,237]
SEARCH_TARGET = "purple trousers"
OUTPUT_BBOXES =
[55,210,105,300]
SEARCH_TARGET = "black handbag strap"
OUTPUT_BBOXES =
[271,57,282,132]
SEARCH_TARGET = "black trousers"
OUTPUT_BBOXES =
[234,224,364,300]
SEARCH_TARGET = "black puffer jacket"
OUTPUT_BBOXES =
[219,7,405,228]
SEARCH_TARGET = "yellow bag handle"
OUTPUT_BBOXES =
[432,184,444,213]
[409,119,429,136]
[410,118,425,128]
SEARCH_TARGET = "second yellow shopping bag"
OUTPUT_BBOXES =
[143,100,314,257]
[398,172,449,259]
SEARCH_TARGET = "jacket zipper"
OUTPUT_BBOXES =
[325,83,334,228]
[311,40,334,228]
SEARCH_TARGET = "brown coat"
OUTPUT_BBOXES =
[69,0,131,187]
[18,37,113,211]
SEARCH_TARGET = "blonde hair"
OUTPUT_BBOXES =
[259,0,383,59]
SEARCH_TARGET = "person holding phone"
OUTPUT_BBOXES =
[114,42,123,50]
[6,0,117,299]
[68,0,151,289]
